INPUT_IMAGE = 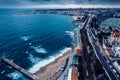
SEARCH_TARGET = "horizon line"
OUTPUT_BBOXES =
[0,4,120,9]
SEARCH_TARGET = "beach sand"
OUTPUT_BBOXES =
[34,50,72,80]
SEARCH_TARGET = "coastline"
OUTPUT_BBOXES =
[28,16,76,74]
[32,16,76,80]
[34,49,72,80]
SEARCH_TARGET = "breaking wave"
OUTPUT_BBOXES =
[31,46,48,54]
[28,54,41,64]
[20,36,32,41]
[65,31,74,38]
[29,47,71,73]
[7,71,27,80]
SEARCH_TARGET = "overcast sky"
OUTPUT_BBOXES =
[0,0,120,8]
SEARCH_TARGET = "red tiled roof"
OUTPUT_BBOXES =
[77,49,82,55]
[112,32,120,37]
[72,69,78,80]
[107,49,114,55]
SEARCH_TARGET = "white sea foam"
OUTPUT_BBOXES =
[1,70,5,74]
[26,51,29,54]
[28,54,41,64]
[29,47,71,73]
[29,42,32,45]
[65,31,74,38]
[7,71,23,80]
[20,36,32,41]
[31,46,48,54]
[73,16,78,20]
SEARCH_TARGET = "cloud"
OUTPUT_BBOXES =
[17,4,120,9]
[0,0,120,8]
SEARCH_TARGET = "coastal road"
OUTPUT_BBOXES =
[80,27,95,80]
[87,25,119,80]
[58,17,90,80]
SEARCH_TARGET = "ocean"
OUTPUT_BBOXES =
[0,9,76,80]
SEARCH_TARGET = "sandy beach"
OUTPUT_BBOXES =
[34,50,72,80]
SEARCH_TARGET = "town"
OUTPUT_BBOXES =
[1,8,120,80]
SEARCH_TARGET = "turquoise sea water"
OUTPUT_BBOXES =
[0,9,76,79]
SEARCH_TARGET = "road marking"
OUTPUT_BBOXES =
[116,74,119,77]
[112,69,116,73]
[110,65,112,68]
